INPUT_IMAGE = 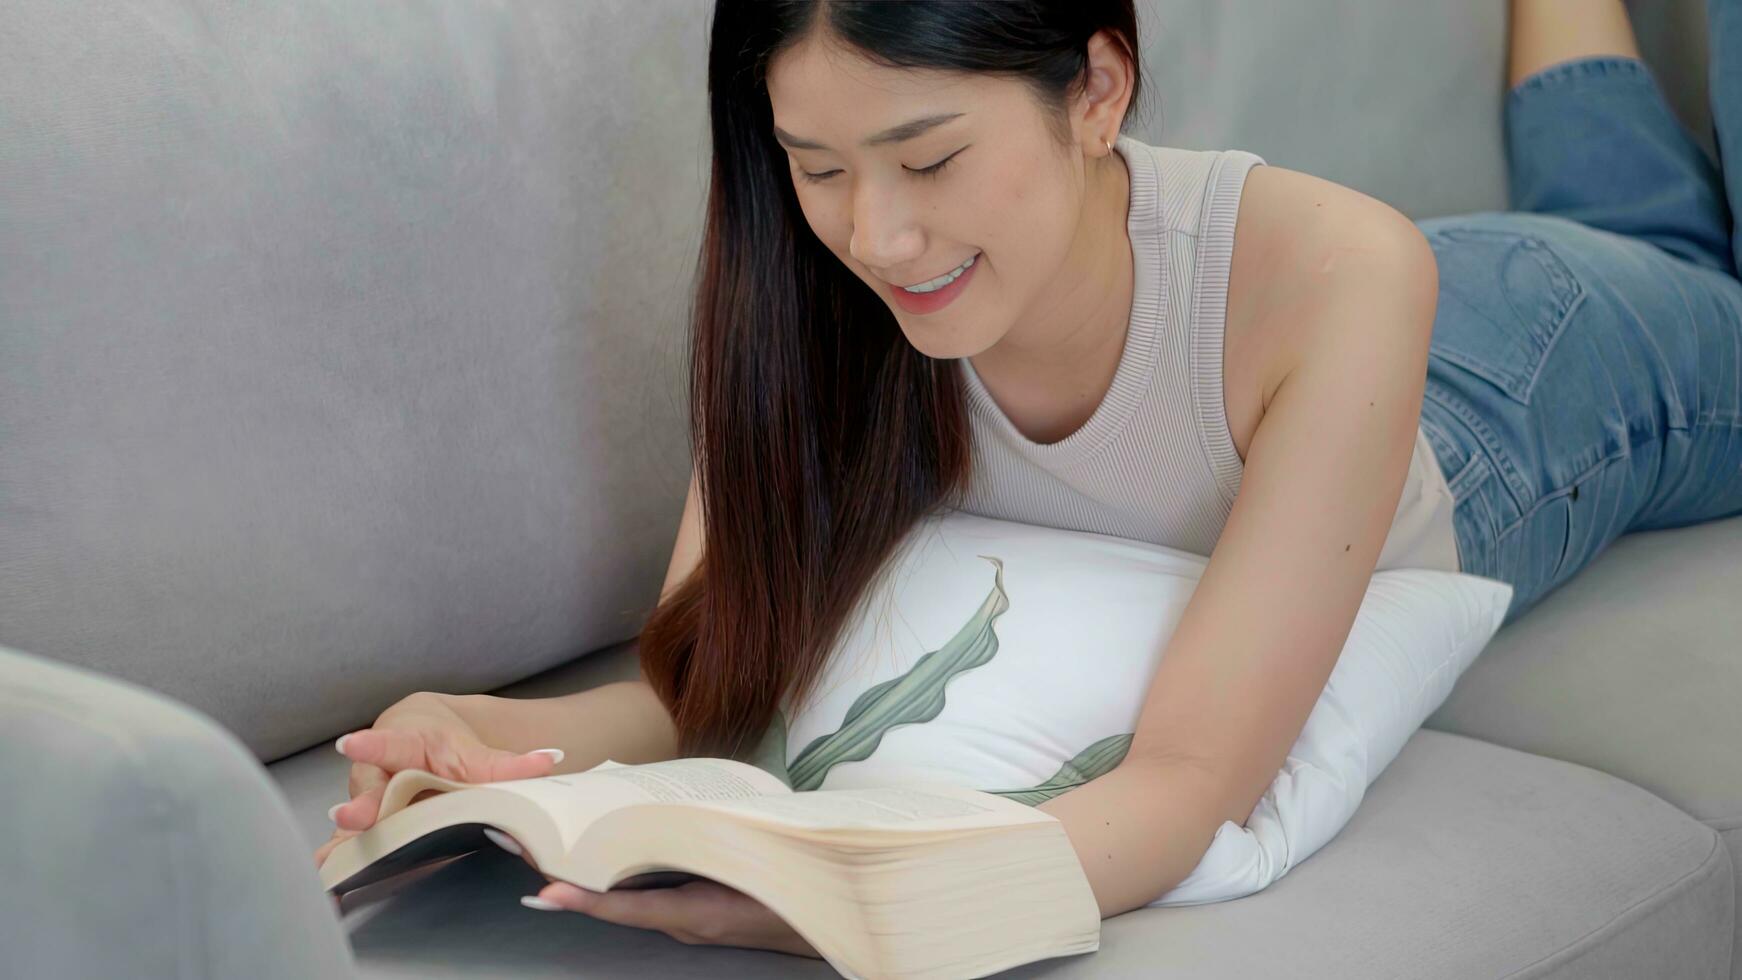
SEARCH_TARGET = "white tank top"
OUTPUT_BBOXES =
[953,133,1461,573]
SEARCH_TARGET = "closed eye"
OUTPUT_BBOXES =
[910,147,965,179]
[798,146,969,185]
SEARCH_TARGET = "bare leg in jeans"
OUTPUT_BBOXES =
[1414,0,1742,619]
[1498,0,1736,274]
[1509,0,1643,89]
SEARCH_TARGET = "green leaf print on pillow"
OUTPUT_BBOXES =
[982,733,1133,806]
[741,553,1135,806]
[786,556,1011,791]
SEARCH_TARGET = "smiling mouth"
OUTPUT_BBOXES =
[896,252,980,294]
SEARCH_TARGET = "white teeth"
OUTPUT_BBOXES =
[900,253,977,293]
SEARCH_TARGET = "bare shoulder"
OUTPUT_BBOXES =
[1225,163,1434,411]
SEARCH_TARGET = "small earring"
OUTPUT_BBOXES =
[1102,136,1113,155]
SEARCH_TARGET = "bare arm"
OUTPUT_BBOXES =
[1038,169,1440,915]
[428,468,705,771]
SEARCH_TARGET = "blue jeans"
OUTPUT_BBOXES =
[1417,41,1742,628]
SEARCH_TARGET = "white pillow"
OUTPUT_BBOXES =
[753,509,1512,907]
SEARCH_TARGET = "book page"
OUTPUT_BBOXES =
[484,757,790,850]
[678,783,1058,833]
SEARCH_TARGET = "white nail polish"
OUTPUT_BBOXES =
[520,895,562,912]
[327,803,344,823]
[334,734,352,756]
[483,827,523,855]
[529,747,564,765]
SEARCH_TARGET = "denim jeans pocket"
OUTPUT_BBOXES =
[1419,399,1508,579]
[1425,400,1562,620]
[1420,224,1588,406]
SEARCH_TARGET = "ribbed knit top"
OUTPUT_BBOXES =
[952,133,1461,573]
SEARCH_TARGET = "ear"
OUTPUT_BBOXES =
[1078,29,1136,157]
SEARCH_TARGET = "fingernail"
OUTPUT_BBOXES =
[529,748,564,765]
[482,828,522,855]
[334,733,353,756]
[520,895,562,912]
[327,803,345,823]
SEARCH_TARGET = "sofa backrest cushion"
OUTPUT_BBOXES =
[0,0,1706,761]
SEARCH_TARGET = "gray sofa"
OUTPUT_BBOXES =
[3,1,1738,977]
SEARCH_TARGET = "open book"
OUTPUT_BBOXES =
[316,756,1101,980]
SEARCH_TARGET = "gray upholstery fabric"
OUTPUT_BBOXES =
[1426,513,1742,976]
[0,0,1716,763]
[1427,517,1742,824]
[5,0,1741,977]
[0,644,356,980]
[0,0,705,762]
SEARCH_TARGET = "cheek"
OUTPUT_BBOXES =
[969,182,1067,282]
[792,191,827,240]
[982,151,1048,209]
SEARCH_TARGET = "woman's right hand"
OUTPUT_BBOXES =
[312,693,565,871]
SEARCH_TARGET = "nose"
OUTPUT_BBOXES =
[847,178,924,275]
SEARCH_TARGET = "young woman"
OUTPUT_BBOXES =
[319,0,1742,959]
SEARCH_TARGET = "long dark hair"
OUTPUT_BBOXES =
[638,0,1145,760]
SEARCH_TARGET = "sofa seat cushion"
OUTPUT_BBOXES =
[1427,515,1742,829]
[1426,515,1742,979]
[269,641,1731,979]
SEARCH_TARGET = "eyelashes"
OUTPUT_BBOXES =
[911,152,959,180]
[798,146,966,185]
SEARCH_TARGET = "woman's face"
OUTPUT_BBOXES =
[766,33,1099,361]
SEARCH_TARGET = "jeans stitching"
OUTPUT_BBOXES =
[1423,227,1587,405]
[1420,397,1494,503]
[1418,409,1471,490]
[1423,394,1635,588]
[1494,448,1628,541]
[1518,244,1588,399]
[1421,403,1502,578]
[1507,55,1651,99]
[1424,378,1535,515]
[1444,454,1486,498]
[1455,474,1501,580]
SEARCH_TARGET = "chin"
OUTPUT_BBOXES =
[892,323,998,362]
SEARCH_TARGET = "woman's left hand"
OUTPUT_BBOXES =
[526,878,821,958]
[489,830,820,959]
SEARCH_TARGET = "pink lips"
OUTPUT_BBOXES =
[887,253,980,315]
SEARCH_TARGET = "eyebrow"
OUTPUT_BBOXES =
[772,112,965,151]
